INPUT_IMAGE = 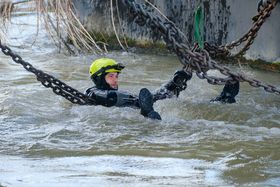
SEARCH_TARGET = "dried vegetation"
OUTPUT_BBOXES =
[0,0,104,54]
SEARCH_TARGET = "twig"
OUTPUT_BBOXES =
[110,0,126,50]
[12,0,34,6]
[115,0,129,49]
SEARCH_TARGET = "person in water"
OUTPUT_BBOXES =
[85,58,239,120]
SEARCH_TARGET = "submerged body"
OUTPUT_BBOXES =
[1,51,279,187]
[85,58,240,120]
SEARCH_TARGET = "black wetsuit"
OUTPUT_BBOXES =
[85,81,179,108]
[85,70,239,108]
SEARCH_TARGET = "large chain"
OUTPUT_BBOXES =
[1,0,279,103]
[0,40,95,105]
[122,0,280,95]
[205,0,278,58]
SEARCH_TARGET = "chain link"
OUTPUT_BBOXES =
[122,0,280,95]
[205,1,278,58]
[0,40,96,105]
[1,0,279,104]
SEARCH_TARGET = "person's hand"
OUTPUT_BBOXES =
[170,70,192,96]
[164,69,192,97]
[210,81,239,104]
[173,70,192,86]
[258,0,272,12]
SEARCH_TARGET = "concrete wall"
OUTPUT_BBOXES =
[73,0,280,62]
[227,0,280,62]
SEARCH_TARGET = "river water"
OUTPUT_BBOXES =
[0,14,280,187]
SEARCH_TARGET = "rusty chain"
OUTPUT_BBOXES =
[0,40,95,105]
[0,0,279,105]
[205,0,278,58]
[122,0,280,95]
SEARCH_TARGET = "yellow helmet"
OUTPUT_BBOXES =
[89,58,125,78]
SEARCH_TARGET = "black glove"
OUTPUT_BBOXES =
[165,70,192,96]
[165,70,192,97]
[173,70,192,86]
[139,88,161,120]
[169,70,192,90]
[210,81,240,104]
[258,0,272,12]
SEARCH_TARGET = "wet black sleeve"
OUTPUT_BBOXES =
[85,87,117,107]
[85,87,139,108]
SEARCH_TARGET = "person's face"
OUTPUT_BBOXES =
[105,72,119,89]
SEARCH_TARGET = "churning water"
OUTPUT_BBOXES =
[0,13,280,187]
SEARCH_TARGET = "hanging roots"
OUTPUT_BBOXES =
[0,0,13,21]
[35,0,103,53]
[0,0,105,54]
[0,0,13,42]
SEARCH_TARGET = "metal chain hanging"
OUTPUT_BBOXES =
[121,0,280,95]
[0,40,96,105]
[0,0,279,107]
[204,0,278,58]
